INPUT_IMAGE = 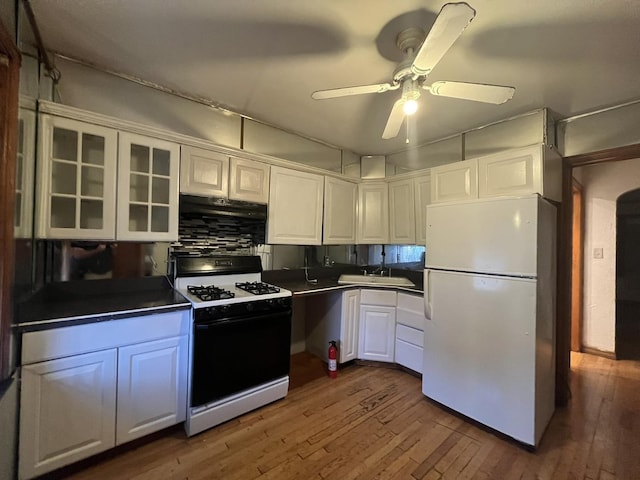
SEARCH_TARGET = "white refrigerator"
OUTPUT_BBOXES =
[423,194,556,447]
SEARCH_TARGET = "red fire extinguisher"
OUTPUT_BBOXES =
[328,341,338,379]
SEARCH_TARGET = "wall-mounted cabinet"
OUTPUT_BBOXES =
[357,182,389,244]
[229,157,270,204]
[477,144,561,202]
[323,176,357,244]
[179,145,229,198]
[267,166,323,245]
[389,178,416,244]
[413,173,431,246]
[36,112,179,241]
[430,158,478,204]
[117,132,179,241]
[36,115,118,239]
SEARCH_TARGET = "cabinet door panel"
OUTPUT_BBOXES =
[431,159,478,204]
[324,176,357,244]
[19,350,117,479]
[413,174,431,246]
[116,336,188,445]
[36,115,117,239]
[267,166,323,245]
[118,132,179,241]
[180,146,229,197]
[357,183,389,244]
[229,157,269,203]
[340,290,360,363]
[389,179,416,244]
[358,305,395,362]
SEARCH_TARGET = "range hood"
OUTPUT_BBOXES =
[180,195,267,220]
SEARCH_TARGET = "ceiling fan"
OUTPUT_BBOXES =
[311,2,515,140]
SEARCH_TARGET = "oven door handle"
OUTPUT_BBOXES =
[195,309,292,329]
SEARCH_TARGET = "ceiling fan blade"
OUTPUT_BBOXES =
[311,83,397,100]
[382,98,406,139]
[411,2,476,77]
[426,81,515,104]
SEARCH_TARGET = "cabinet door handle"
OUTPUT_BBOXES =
[424,269,432,320]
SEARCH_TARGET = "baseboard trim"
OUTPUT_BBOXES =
[581,346,617,360]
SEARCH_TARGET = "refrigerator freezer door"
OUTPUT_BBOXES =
[422,270,539,445]
[425,195,540,277]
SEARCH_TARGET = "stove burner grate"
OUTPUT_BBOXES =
[187,285,235,301]
[235,281,281,295]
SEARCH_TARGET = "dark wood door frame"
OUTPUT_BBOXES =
[0,18,21,380]
[570,179,584,352]
[557,142,640,405]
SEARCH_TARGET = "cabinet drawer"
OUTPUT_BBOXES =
[360,289,396,306]
[395,339,423,374]
[396,324,423,348]
[22,310,190,365]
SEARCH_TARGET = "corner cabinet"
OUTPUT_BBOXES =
[117,132,180,241]
[357,182,389,244]
[36,115,118,239]
[19,310,189,480]
[267,166,323,245]
[323,176,357,244]
[180,145,229,198]
[389,178,416,244]
[229,157,270,204]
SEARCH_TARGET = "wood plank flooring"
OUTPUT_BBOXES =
[50,352,640,480]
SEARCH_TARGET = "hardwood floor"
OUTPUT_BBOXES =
[50,352,640,480]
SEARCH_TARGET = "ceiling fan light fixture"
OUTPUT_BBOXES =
[403,98,419,115]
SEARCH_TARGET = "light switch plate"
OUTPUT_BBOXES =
[593,247,604,259]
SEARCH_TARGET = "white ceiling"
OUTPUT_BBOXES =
[26,0,640,156]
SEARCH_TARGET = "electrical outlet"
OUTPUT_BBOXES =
[593,247,604,259]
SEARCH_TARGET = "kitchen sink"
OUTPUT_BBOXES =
[337,274,416,287]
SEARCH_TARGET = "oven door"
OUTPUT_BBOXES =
[191,309,292,408]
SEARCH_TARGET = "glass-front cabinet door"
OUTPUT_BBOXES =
[117,133,179,241]
[15,108,36,239]
[36,115,117,239]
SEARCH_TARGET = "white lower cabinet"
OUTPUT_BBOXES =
[340,290,360,363]
[19,311,189,480]
[116,336,188,444]
[358,289,396,363]
[19,350,118,480]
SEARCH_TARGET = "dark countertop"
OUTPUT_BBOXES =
[263,265,424,297]
[15,276,190,332]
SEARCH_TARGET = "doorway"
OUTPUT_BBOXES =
[616,188,640,360]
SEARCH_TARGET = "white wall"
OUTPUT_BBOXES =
[575,157,640,353]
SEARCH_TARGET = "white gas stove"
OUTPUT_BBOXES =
[173,255,292,437]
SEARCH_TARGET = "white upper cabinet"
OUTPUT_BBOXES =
[117,132,180,241]
[323,176,357,244]
[477,144,562,202]
[413,173,431,246]
[357,182,389,244]
[389,178,416,245]
[431,158,478,204]
[229,157,270,204]
[267,166,324,245]
[36,115,118,240]
[180,145,229,198]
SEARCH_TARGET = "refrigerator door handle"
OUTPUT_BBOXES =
[424,269,432,320]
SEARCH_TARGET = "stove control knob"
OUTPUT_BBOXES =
[246,303,254,312]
